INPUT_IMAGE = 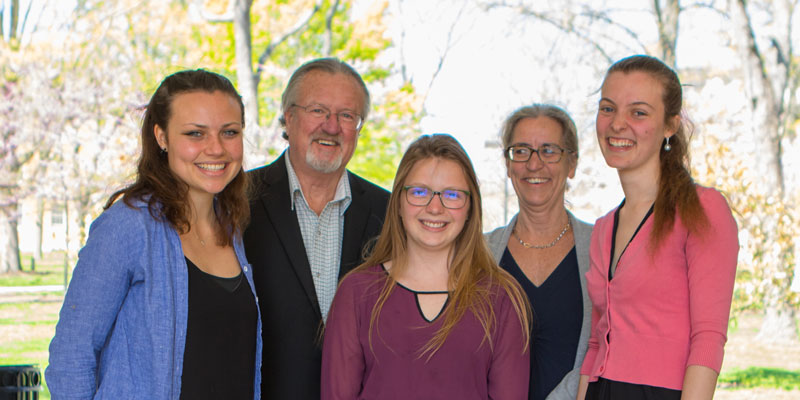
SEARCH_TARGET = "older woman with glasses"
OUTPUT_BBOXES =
[486,104,593,400]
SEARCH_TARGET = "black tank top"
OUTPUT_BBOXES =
[180,257,257,399]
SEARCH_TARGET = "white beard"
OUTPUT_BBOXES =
[306,150,344,174]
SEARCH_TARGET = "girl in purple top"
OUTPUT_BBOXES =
[322,134,531,400]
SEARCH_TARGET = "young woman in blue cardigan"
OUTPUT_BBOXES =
[47,69,261,399]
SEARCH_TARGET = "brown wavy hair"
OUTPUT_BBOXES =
[350,134,531,359]
[105,69,249,246]
[604,55,708,246]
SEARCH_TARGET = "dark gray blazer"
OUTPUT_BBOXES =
[244,153,390,400]
[485,211,593,400]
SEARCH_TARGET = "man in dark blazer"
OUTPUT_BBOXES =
[244,58,390,399]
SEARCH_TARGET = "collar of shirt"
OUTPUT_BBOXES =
[285,149,352,215]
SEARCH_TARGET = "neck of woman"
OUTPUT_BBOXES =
[393,245,453,291]
[186,193,219,239]
[619,168,660,210]
[516,203,569,238]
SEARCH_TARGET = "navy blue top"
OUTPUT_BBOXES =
[500,247,582,400]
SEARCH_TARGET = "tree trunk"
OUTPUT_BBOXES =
[62,196,70,288]
[233,0,259,131]
[653,0,679,67]
[0,204,22,274]
[731,0,783,192]
[10,0,20,41]
[732,0,798,342]
[756,302,798,343]
[323,0,340,56]
[77,193,91,248]
[33,197,43,262]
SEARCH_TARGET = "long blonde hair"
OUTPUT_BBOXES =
[350,134,531,358]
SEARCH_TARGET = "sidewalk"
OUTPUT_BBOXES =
[0,285,64,295]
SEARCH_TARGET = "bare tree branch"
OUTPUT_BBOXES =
[323,0,340,56]
[194,0,235,22]
[19,0,34,38]
[483,3,618,63]
[681,1,728,18]
[26,0,50,38]
[577,8,646,50]
[780,0,798,140]
[580,6,652,54]
[254,0,323,85]
[397,0,408,83]
[421,0,468,108]
[517,6,614,63]
[773,0,796,127]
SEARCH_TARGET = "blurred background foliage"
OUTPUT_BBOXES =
[0,0,798,346]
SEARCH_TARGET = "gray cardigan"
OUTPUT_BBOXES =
[485,211,592,400]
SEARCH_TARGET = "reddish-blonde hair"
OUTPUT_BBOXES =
[351,134,530,358]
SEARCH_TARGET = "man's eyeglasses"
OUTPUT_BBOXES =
[290,103,363,131]
[505,143,572,164]
[403,186,470,209]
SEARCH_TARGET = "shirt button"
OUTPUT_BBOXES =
[243,266,249,272]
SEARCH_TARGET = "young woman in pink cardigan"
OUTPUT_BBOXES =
[576,55,739,400]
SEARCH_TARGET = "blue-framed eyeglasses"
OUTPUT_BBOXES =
[403,186,470,209]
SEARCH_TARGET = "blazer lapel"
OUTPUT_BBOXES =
[339,172,371,279]
[258,155,321,318]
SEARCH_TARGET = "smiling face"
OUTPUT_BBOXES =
[596,71,677,179]
[284,70,365,176]
[506,116,576,211]
[400,157,471,255]
[154,90,243,204]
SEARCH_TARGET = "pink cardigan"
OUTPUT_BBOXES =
[580,186,738,390]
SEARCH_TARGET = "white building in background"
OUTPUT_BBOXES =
[17,196,90,257]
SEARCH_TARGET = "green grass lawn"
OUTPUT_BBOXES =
[719,367,800,391]
[0,252,69,399]
[0,252,70,287]
[2,253,799,399]
[0,299,59,400]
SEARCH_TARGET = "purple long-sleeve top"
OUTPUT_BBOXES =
[321,264,529,400]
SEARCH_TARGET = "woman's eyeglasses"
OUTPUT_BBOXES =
[505,143,573,163]
[403,186,470,209]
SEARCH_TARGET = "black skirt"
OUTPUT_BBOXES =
[586,378,681,400]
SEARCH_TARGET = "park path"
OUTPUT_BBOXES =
[0,286,64,295]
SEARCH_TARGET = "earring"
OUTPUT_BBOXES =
[663,137,672,152]
[160,147,167,155]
